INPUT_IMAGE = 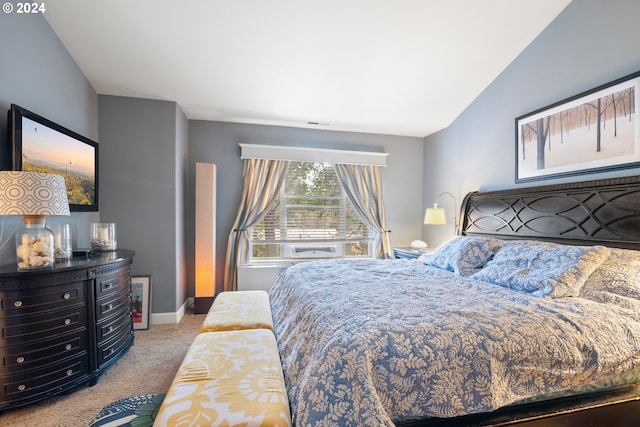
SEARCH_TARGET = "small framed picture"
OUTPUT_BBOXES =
[131,275,151,330]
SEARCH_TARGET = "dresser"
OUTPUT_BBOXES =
[0,249,135,411]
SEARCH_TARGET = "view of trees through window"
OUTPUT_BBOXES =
[250,161,372,259]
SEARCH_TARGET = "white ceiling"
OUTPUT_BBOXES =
[43,0,571,138]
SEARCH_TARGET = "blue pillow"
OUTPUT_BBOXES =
[471,242,610,298]
[419,236,501,276]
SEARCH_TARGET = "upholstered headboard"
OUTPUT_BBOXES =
[460,175,640,250]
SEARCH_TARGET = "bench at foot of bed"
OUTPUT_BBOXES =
[153,328,291,427]
[200,290,274,333]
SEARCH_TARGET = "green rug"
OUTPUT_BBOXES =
[89,393,165,427]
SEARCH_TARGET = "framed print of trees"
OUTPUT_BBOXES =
[516,71,639,182]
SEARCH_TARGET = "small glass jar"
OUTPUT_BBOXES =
[49,223,73,261]
[91,223,117,251]
[16,217,55,270]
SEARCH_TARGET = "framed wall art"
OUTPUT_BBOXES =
[131,275,151,330]
[8,104,99,211]
[516,70,640,182]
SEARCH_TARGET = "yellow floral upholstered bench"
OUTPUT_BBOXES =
[153,328,291,427]
[200,290,274,333]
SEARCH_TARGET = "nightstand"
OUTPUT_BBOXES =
[393,247,431,259]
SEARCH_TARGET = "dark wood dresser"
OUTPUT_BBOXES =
[0,249,135,411]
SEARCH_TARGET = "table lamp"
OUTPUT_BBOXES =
[0,171,70,270]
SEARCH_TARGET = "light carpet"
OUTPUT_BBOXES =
[0,311,205,427]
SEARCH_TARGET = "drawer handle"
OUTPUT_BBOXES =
[103,282,114,289]
[108,326,114,333]
[106,304,113,311]
[16,356,25,364]
[65,344,72,351]
[14,300,23,308]
[66,369,73,376]
[63,293,71,300]
[18,384,26,391]
[64,318,71,326]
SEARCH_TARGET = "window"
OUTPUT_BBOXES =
[249,161,373,260]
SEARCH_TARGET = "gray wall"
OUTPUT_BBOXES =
[188,121,424,295]
[0,12,99,266]
[175,105,189,309]
[423,0,640,246]
[98,96,188,314]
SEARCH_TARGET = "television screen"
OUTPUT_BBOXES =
[9,104,99,212]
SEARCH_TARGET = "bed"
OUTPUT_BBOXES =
[268,176,640,426]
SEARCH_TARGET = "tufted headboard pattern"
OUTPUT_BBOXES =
[460,175,640,250]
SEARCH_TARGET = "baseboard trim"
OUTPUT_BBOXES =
[150,299,189,325]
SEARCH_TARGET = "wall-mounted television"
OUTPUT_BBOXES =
[8,104,99,212]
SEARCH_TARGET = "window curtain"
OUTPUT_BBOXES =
[224,158,289,291]
[333,163,392,259]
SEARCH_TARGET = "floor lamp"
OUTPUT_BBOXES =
[195,163,216,313]
[424,192,458,235]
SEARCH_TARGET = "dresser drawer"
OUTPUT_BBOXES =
[0,331,87,376]
[1,355,88,402]
[97,327,133,368]
[96,285,130,322]
[0,306,86,347]
[95,269,130,300]
[0,282,86,317]
[96,304,132,343]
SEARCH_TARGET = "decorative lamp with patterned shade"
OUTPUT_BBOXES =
[0,171,70,270]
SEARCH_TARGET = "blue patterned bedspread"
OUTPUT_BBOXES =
[269,258,640,426]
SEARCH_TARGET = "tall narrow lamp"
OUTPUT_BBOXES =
[0,171,70,270]
[195,163,216,313]
[424,192,459,235]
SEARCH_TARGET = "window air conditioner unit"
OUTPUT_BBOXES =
[285,243,343,258]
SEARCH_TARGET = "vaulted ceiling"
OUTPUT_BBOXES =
[44,0,572,137]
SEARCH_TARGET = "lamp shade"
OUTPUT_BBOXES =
[424,207,447,225]
[0,171,70,216]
